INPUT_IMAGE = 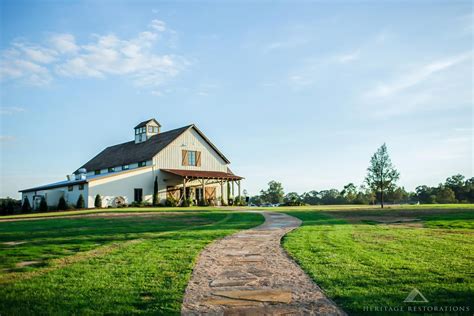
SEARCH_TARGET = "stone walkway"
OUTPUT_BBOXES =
[181,212,345,315]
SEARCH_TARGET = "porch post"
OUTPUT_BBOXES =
[220,180,224,206]
[232,180,235,197]
[201,177,205,204]
[238,180,241,200]
[182,177,187,203]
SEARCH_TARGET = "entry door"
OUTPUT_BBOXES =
[134,188,143,202]
[205,187,216,200]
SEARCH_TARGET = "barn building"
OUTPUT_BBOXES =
[20,119,243,209]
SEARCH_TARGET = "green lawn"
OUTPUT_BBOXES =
[0,211,264,315]
[282,208,474,315]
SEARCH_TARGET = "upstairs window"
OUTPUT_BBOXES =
[108,167,115,173]
[138,161,146,167]
[182,150,201,166]
[122,165,129,170]
[94,170,100,175]
[153,127,159,133]
[148,126,153,133]
[79,184,84,190]
[68,186,73,191]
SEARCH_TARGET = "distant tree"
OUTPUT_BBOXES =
[94,194,102,208]
[57,196,68,210]
[465,177,474,203]
[39,197,48,212]
[436,186,457,204]
[76,194,85,209]
[21,198,32,212]
[152,177,159,206]
[445,174,468,202]
[301,190,320,205]
[249,195,264,206]
[341,183,357,203]
[365,144,400,208]
[284,192,303,206]
[260,181,284,204]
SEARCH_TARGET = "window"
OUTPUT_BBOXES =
[188,151,196,166]
[153,127,159,133]
[135,129,139,135]
[148,126,153,133]
[68,186,73,191]
[134,188,143,202]
[138,161,146,167]
[79,184,84,190]
[94,170,100,175]
[108,167,115,173]
[122,165,129,170]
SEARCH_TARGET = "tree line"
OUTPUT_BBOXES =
[249,144,473,207]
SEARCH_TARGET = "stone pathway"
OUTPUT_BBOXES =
[182,212,345,315]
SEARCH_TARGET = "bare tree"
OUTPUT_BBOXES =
[365,143,400,208]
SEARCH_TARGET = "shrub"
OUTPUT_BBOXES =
[21,198,32,212]
[94,194,102,208]
[182,198,193,207]
[165,196,178,207]
[39,197,48,212]
[152,177,159,206]
[57,196,68,211]
[76,194,85,209]
[0,198,18,215]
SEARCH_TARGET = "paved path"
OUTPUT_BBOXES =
[182,212,345,315]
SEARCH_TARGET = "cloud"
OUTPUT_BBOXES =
[0,19,186,93]
[334,50,360,63]
[49,34,79,54]
[0,106,26,115]
[365,52,472,99]
[0,136,16,142]
[150,19,166,32]
[361,52,473,118]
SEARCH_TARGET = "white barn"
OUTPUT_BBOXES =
[20,119,243,209]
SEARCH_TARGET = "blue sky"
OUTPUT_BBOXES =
[0,1,472,198]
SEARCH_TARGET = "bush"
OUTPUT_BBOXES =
[57,196,68,211]
[0,198,19,215]
[21,198,32,212]
[76,194,85,209]
[181,198,192,207]
[152,177,159,206]
[39,197,48,212]
[165,196,178,207]
[94,194,102,208]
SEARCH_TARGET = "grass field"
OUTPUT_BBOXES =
[0,211,263,315]
[282,207,474,315]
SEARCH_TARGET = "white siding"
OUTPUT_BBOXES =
[21,184,89,209]
[88,166,154,208]
[153,128,227,172]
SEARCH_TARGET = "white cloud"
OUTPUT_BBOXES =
[334,50,360,63]
[0,19,186,93]
[49,33,79,54]
[0,106,26,115]
[365,52,472,99]
[150,19,166,32]
[361,52,473,118]
[0,136,16,142]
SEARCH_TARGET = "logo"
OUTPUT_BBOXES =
[404,288,428,303]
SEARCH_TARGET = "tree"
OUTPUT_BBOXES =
[341,183,357,203]
[436,186,456,204]
[284,192,302,206]
[39,197,48,212]
[365,143,400,208]
[152,176,159,206]
[57,196,68,210]
[249,195,263,206]
[445,174,468,202]
[260,181,284,204]
[94,194,102,208]
[21,198,32,212]
[76,194,85,209]
[301,190,320,205]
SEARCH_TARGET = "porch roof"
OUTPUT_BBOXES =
[161,169,243,180]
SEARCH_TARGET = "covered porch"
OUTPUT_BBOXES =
[161,169,244,206]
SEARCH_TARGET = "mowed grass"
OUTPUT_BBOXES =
[282,207,474,315]
[0,211,264,315]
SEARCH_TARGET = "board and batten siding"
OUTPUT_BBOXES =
[153,128,227,172]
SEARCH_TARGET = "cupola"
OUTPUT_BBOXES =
[134,118,161,144]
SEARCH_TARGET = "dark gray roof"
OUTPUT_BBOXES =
[78,125,192,172]
[134,118,161,129]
